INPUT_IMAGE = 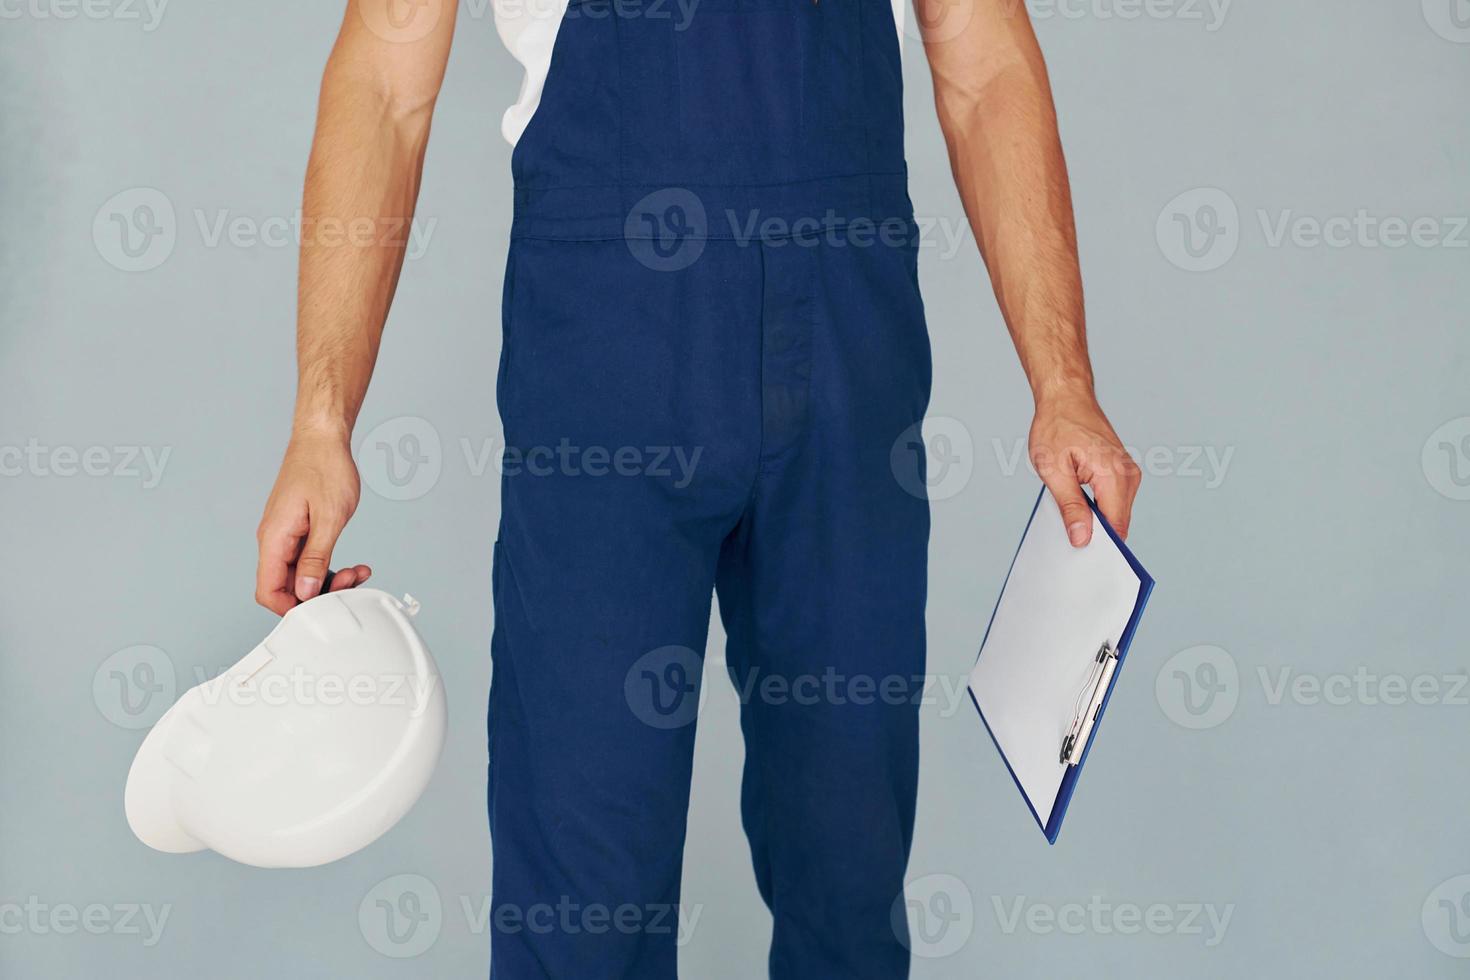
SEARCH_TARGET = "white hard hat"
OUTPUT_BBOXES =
[124,588,447,868]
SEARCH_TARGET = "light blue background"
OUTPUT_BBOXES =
[2,1,1468,976]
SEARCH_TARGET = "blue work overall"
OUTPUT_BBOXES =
[489,0,931,975]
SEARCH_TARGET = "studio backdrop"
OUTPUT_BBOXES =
[2,2,1468,977]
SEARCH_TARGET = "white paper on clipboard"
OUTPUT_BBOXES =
[967,489,1148,833]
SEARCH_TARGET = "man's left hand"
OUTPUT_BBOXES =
[1028,391,1141,548]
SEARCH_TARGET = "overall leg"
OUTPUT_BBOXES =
[490,238,762,979]
[716,232,933,979]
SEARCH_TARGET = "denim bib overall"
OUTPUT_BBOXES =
[490,2,932,975]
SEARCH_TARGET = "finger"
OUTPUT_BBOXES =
[1039,467,1094,548]
[327,564,372,592]
[1089,462,1139,540]
[256,584,298,617]
[294,506,347,601]
[256,510,307,615]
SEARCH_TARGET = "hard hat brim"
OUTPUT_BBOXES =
[124,699,208,854]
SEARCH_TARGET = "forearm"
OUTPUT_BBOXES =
[255,0,456,612]
[921,1,1139,540]
[932,32,1092,407]
[292,56,435,441]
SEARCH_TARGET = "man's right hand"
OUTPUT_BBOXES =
[253,0,458,614]
[255,428,372,615]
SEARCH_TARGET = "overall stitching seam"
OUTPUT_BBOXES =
[512,169,908,193]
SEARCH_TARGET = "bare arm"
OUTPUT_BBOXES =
[256,0,458,613]
[916,0,1140,544]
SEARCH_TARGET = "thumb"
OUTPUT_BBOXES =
[1041,473,1094,548]
[294,508,346,601]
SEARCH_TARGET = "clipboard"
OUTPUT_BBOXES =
[967,486,1154,844]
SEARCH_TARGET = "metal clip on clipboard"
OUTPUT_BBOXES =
[1059,641,1118,766]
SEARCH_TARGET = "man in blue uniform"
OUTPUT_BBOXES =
[254,1,1142,975]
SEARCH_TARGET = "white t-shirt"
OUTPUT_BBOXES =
[493,0,907,146]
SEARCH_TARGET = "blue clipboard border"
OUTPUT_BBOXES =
[967,486,1155,844]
